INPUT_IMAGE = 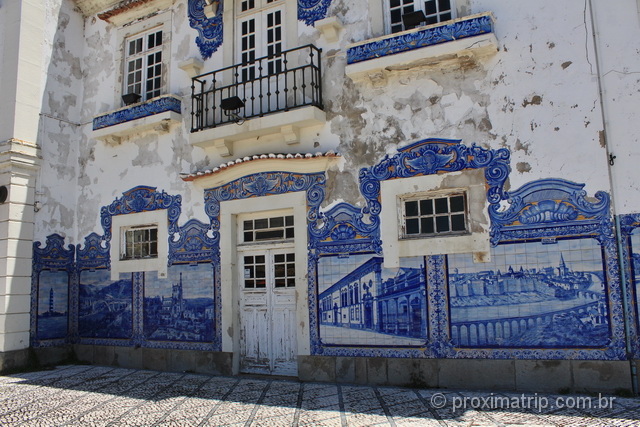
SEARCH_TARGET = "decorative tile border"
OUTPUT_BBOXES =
[346,12,495,65]
[92,95,181,131]
[31,234,75,347]
[298,0,332,26]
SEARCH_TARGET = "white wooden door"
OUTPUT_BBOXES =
[239,248,297,376]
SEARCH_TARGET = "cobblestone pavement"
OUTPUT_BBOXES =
[0,365,638,426]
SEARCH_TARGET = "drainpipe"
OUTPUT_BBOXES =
[587,0,638,394]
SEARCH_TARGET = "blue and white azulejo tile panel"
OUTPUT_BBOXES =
[317,254,427,347]
[36,270,69,340]
[447,238,609,348]
[143,263,215,342]
[78,270,133,339]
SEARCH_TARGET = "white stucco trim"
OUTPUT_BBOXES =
[380,170,491,268]
[219,191,309,374]
[109,209,169,280]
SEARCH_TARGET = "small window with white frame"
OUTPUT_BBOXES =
[401,192,467,238]
[123,27,164,102]
[121,224,158,260]
[386,0,455,34]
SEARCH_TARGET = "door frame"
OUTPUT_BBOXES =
[219,191,309,375]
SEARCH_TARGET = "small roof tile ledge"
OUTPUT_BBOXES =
[181,151,341,188]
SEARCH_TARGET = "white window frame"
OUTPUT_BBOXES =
[384,0,457,34]
[236,0,286,80]
[123,26,164,101]
[110,209,169,280]
[220,0,298,74]
[380,170,490,269]
[115,11,171,107]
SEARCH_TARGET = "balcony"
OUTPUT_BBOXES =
[92,95,182,145]
[189,44,325,157]
[345,12,498,84]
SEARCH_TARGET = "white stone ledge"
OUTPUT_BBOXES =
[346,33,499,83]
[189,106,326,157]
[93,110,181,145]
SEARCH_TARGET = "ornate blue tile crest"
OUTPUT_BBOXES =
[170,219,215,264]
[101,185,182,243]
[298,0,332,26]
[188,0,224,60]
[358,138,510,244]
[31,234,75,347]
[347,12,494,65]
[77,232,110,271]
[491,179,611,245]
[92,95,181,131]
[310,202,382,255]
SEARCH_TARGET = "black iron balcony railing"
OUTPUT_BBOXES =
[191,44,323,132]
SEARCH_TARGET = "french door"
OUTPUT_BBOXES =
[239,247,297,376]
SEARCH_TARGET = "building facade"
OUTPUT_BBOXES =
[1,0,640,392]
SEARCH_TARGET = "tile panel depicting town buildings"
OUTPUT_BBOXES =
[0,0,639,393]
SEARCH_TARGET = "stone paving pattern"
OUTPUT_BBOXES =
[0,365,638,426]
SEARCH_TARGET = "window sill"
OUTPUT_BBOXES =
[345,12,498,84]
[189,105,326,157]
[92,95,182,145]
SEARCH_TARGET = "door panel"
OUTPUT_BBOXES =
[239,248,297,376]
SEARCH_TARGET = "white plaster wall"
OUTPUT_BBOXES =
[36,0,640,240]
[33,0,85,243]
[589,0,640,214]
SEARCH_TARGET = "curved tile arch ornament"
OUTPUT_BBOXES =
[170,218,215,264]
[76,232,110,271]
[204,172,326,257]
[31,234,75,348]
[309,202,382,255]
[188,0,224,60]
[298,0,332,25]
[359,138,510,243]
[491,179,611,246]
[100,185,182,243]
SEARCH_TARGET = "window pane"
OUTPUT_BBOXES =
[274,254,285,263]
[285,228,294,238]
[451,214,466,231]
[436,216,450,232]
[270,217,284,227]
[244,231,254,242]
[421,217,434,234]
[285,216,294,226]
[406,218,419,234]
[256,255,265,264]
[255,229,284,240]
[255,218,268,229]
[425,0,437,15]
[405,200,419,216]
[420,199,433,215]
[450,195,464,212]
[439,0,451,11]
[435,198,448,214]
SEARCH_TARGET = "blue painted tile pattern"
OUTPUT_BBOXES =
[92,95,181,131]
[347,13,494,65]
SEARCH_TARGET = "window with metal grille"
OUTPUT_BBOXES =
[122,225,158,260]
[387,0,455,34]
[243,215,294,242]
[402,193,467,237]
[124,28,163,101]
